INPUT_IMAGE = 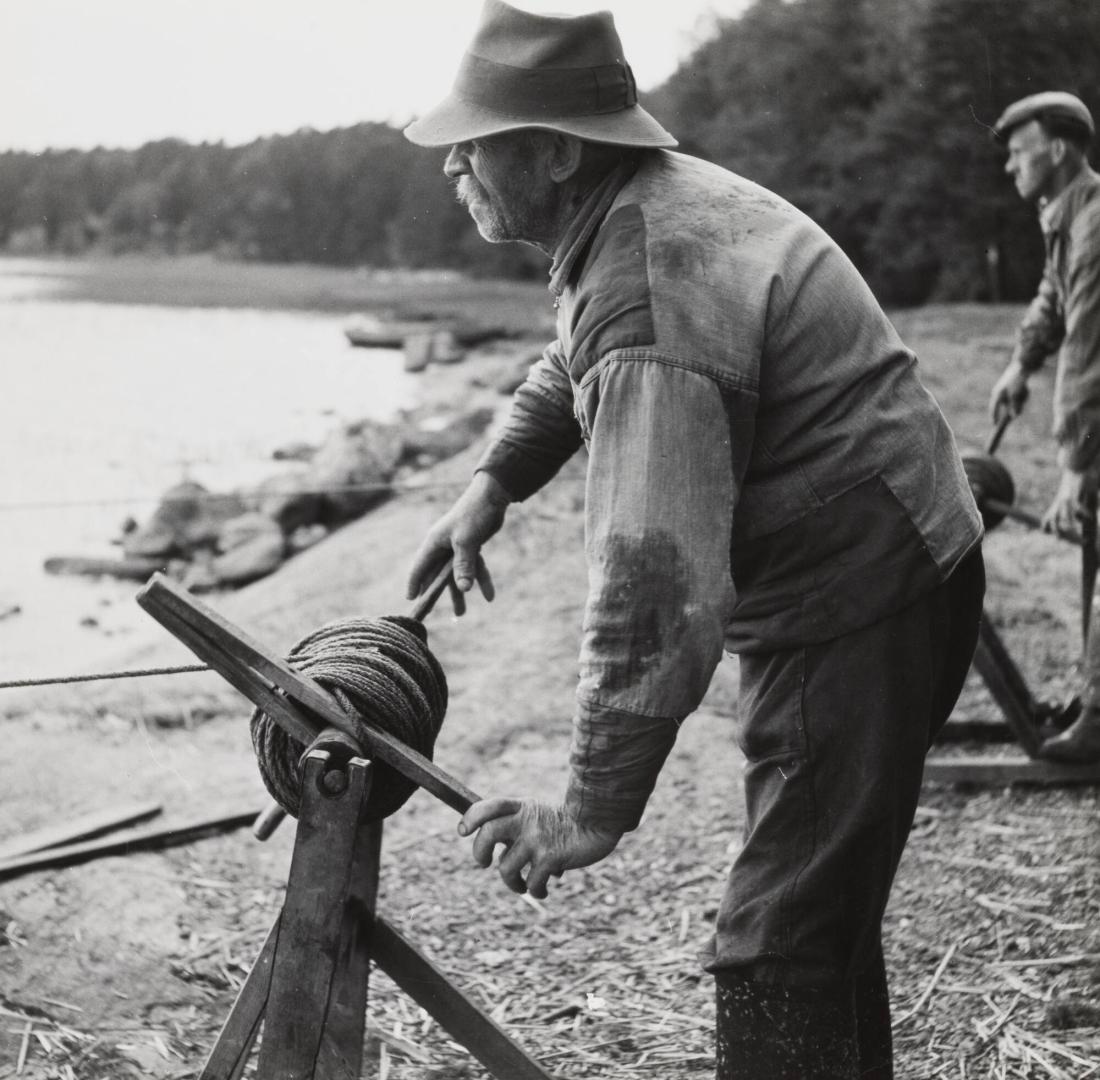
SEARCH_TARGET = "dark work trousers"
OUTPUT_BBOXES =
[708,546,985,1079]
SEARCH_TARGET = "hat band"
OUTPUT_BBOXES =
[454,52,638,118]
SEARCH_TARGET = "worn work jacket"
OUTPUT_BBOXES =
[1012,165,1100,472]
[478,150,982,831]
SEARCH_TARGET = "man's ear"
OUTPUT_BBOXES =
[547,134,585,183]
[1050,136,1068,166]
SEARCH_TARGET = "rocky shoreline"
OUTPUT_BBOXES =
[41,335,543,594]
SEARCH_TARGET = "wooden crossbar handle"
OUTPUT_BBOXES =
[983,498,1085,547]
[136,573,481,817]
[409,557,458,623]
[986,413,1012,456]
[252,803,288,842]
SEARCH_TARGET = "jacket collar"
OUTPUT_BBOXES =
[1040,164,1100,235]
[548,157,640,300]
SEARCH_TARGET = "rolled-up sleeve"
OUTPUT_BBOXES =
[1012,265,1064,374]
[1054,210,1100,472]
[476,339,584,501]
[563,354,752,831]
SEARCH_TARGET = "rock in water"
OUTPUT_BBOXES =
[211,513,286,586]
[303,419,405,523]
[250,472,326,535]
[401,407,496,466]
[123,481,246,559]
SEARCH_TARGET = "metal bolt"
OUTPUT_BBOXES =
[321,769,349,795]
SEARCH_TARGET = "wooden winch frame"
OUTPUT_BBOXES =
[923,609,1100,785]
[928,417,1100,785]
[927,416,1100,785]
[137,569,557,1080]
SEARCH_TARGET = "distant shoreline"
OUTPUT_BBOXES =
[0,259,548,682]
[0,253,554,330]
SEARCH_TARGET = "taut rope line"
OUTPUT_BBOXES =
[0,664,209,690]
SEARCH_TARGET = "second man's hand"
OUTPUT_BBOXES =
[458,798,623,899]
[1041,466,1096,539]
[989,358,1030,426]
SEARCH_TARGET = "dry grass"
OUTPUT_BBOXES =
[1,296,1098,1079]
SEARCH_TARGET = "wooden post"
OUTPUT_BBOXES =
[1080,491,1098,648]
[257,752,380,1080]
[199,753,379,1080]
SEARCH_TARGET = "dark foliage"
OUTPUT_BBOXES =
[0,124,545,279]
[650,0,1100,304]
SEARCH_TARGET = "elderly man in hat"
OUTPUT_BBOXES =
[405,2,984,1076]
[989,91,1100,764]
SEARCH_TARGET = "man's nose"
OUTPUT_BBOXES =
[444,143,472,179]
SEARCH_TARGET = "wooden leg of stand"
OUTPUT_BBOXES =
[315,819,383,1078]
[923,755,1100,784]
[257,752,378,1080]
[371,915,558,1080]
[972,611,1042,757]
[199,918,279,1080]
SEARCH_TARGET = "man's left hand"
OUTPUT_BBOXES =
[1042,468,1096,538]
[459,798,622,899]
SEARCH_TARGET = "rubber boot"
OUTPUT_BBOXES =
[714,971,859,1079]
[1040,705,1100,763]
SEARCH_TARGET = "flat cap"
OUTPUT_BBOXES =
[993,91,1094,142]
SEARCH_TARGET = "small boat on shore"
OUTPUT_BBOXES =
[344,315,509,350]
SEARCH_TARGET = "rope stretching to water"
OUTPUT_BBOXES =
[0,664,209,689]
[249,615,447,822]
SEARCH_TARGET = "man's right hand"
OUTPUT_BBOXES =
[989,359,1030,425]
[406,471,510,612]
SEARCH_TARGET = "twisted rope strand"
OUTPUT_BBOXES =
[250,615,447,822]
[0,664,209,689]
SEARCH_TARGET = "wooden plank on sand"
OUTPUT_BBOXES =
[923,756,1100,785]
[0,800,162,862]
[0,808,260,882]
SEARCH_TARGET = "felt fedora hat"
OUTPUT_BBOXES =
[404,0,677,149]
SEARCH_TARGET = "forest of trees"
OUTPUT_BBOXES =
[2,0,1098,305]
[649,0,1100,304]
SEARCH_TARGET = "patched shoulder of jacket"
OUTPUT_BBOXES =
[566,203,656,382]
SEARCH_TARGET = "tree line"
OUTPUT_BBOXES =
[0,124,547,280]
[649,0,1100,305]
[2,0,1097,304]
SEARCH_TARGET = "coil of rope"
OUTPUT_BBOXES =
[250,615,448,822]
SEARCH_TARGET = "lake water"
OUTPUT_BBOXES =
[0,260,416,680]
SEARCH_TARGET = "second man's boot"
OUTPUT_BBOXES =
[1040,706,1100,763]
